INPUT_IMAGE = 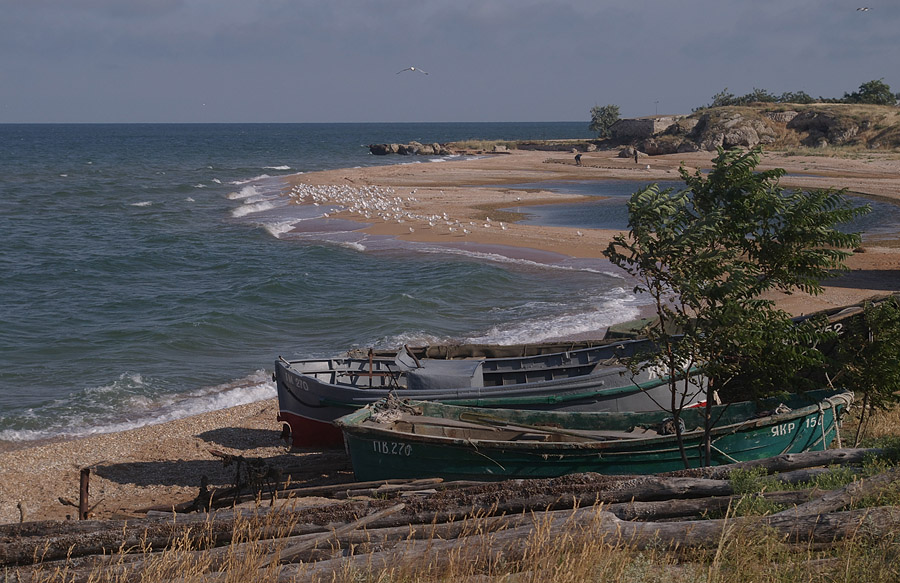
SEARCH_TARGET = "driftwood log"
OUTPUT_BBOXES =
[266,504,900,583]
[664,447,881,480]
[144,447,879,515]
[1,447,895,575]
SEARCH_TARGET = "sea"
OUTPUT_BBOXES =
[1,123,894,445]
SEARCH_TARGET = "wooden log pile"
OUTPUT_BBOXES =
[2,447,898,582]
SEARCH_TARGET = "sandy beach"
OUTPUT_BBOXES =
[3,148,899,524]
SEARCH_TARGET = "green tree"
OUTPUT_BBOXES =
[739,88,778,104]
[589,104,620,138]
[843,79,898,105]
[829,296,900,445]
[708,88,736,107]
[604,147,868,466]
[778,90,815,104]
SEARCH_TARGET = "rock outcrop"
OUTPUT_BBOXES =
[615,104,899,153]
[368,141,453,156]
[368,106,898,158]
[786,112,862,147]
[686,111,778,151]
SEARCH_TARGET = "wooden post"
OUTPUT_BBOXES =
[79,468,90,520]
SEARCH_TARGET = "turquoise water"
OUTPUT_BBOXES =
[1,123,653,443]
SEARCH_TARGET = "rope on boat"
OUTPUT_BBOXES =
[370,393,418,423]
[709,443,740,464]
[823,392,854,449]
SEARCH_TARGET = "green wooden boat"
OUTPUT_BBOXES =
[334,390,853,481]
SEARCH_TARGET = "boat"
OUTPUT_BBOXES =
[604,292,900,340]
[275,337,706,447]
[334,389,853,481]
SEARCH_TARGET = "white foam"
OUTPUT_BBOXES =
[228,185,260,200]
[229,174,271,186]
[193,183,207,189]
[262,220,299,238]
[374,331,448,350]
[264,165,291,171]
[417,245,613,276]
[338,241,367,252]
[232,200,277,218]
[130,201,152,207]
[465,296,641,345]
[0,371,276,442]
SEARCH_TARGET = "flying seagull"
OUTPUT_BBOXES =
[397,66,428,75]
[857,6,870,10]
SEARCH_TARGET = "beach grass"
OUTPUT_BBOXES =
[16,504,900,582]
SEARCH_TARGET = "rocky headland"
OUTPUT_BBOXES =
[370,104,900,158]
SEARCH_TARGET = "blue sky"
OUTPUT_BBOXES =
[1,0,896,123]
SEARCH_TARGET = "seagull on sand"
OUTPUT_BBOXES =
[397,66,428,75]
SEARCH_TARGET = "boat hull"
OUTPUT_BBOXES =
[336,390,852,480]
[276,338,705,447]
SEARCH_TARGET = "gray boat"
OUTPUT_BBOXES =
[275,338,705,447]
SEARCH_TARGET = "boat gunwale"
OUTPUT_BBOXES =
[334,391,853,452]
[278,358,694,398]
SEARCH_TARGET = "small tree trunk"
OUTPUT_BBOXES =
[704,377,714,467]
[79,468,90,520]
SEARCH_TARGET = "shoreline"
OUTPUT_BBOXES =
[3,148,900,523]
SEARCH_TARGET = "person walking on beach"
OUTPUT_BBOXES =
[633,149,639,163]
[575,153,582,166]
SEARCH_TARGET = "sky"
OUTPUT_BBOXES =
[1,0,897,123]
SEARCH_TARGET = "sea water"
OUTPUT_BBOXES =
[0,123,646,443]
[2,123,889,444]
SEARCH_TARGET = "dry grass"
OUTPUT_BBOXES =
[21,513,896,583]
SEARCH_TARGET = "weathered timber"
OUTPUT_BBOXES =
[261,503,405,567]
[241,490,822,565]
[334,478,445,499]
[151,489,828,573]
[140,477,438,514]
[0,501,380,567]
[143,448,881,516]
[771,466,860,485]
[271,505,900,582]
[773,467,900,518]
[608,489,818,521]
[664,448,882,480]
[0,462,884,569]
[79,468,90,520]
[22,500,900,583]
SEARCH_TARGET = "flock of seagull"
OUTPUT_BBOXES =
[287,183,510,237]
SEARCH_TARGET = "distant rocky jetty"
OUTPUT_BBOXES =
[368,141,454,156]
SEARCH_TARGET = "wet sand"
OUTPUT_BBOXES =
[3,148,899,523]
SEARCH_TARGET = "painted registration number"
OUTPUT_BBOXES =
[771,422,796,437]
[372,440,412,456]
